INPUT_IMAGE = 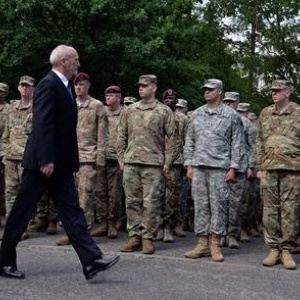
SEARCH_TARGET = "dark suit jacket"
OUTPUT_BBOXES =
[22,71,79,173]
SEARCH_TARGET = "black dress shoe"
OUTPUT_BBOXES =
[0,266,25,279]
[83,255,120,280]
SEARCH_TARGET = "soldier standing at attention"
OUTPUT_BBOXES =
[117,74,177,254]
[56,72,108,245]
[256,79,300,270]
[0,83,9,227]
[1,76,35,241]
[91,85,123,239]
[184,79,243,262]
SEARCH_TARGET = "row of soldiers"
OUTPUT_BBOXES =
[0,74,277,263]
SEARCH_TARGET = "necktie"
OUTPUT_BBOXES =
[67,83,73,98]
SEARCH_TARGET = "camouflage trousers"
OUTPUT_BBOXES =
[94,159,122,221]
[36,190,59,221]
[162,165,183,229]
[178,171,189,223]
[227,172,246,236]
[5,159,23,216]
[0,160,5,216]
[123,164,164,239]
[261,170,300,249]
[76,163,97,228]
[192,167,229,236]
[237,176,262,232]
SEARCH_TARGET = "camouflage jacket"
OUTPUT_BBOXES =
[1,100,32,160]
[256,102,300,170]
[117,99,178,166]
[106,106,123,160]
[76,96,108,166]
[184,102,243,169]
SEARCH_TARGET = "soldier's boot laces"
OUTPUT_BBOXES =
[210,234,224,262]
[120,236,142,252]
[262,248,280,267]
[185,235,210,259]
[281,249,297,270]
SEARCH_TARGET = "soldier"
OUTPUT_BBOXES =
[0,83,9,227]
[184,79,243,262]
[1,76,35,240]
[256,79,300,270]
[223,92,255,249]
[91,85,123,239]
[117,74,177,254]
[56,72,108,245]
[158,89,188,242]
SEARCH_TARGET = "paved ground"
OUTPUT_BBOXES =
[0,224,300,300]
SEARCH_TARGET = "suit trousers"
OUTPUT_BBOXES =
[0,169,102,267]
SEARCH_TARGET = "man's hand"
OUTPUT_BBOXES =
[163,164,170,176]
[225,168,236,182]
[256,170,262,179]
[186,166,193,180]
[40,163,54,177]
[119,162,125,171]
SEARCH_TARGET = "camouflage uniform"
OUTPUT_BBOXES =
[94,105,123,224]
[1,100,32,215]
[77,96,108,228]
[184,102,243,236]
[256,101,300,249]
[163,111,189,230]
[117,99,177,239]
[0,101,9,217]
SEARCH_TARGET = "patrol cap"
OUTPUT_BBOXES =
[201,78,223,90]
[176,99,188,108]
[137,74,157,86]
[105,85,121,94]
[123,96,137,105]
[19,75,35,86]
[223,92,240,102]
[73,72,90,85]
[162,88,177,100]
[248,112,257,121]
[0,83,9,93]
[237,102,251,112]
[270,79,293,91]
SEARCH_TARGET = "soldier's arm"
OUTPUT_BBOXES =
[117,109,128,165]
[164,109,178,166]
[96,105,108,167]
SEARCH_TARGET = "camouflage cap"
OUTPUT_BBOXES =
[237,102,251,112]
[202,78,223,90]
[223,92,240,102]
[0,83,9,93]
[123,96,137,105]
[105,85,121,94]
[73,72,90,85]
[270,79,293,91]
[19,75,35,86]
[176,99,188,108]
[137,74,157,86]
[162,88,178,100]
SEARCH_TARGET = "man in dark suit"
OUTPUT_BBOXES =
[0,45,120,280]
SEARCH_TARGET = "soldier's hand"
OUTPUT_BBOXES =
[186,166,193,180]
[256,170,262,179]
[119,162,125,171]
[246,168,253,179]
[40,163,54,177]
[225,168,236,182]
[1,156,7,165]
[163,165,170,176]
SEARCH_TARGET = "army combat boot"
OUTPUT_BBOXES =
[56,235,71,246]
[226,235,239,249]
[90,219,108,237]
[185,235,210,259]
[281,249,297,270]
[174,222,186,237]
[120,235,142,252]
[163,228,175,243]
[262,248,280,267]
[107,220,117,239]
[210,234,224,262]
[142,238,155,254]
[46,220,58,235]
[28,217,48,232]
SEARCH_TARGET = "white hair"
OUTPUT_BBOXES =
[49,45,76,66]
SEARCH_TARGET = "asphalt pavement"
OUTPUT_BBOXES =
[0,224,300,300]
